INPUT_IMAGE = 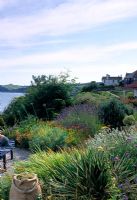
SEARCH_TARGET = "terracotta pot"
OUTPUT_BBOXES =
[9,173,42,200]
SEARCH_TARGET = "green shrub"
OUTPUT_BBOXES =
[0,115,5,127]
[73,91,119,106]
[73,92,99,105]
[29,125,69,152]
[81,82,115,92]
[123,115,136,126]
[98,98,133,128]
[12,117,79,150]
[0,173,12,200]
[127,91,134,99]
[3,96,27,126]
[82,81,98,92]
[13,116,38,148]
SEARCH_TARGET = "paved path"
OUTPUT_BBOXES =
[0,148,31,173]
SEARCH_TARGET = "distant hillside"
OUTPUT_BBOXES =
[0,82,102,94]
[0,84,29,93]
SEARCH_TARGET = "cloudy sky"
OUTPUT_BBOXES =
[0,0,137,85]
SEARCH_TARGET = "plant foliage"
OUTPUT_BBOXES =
[3,73,74,125]
[98,98,133,128]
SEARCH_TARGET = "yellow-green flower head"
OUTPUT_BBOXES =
[97,146,104,151]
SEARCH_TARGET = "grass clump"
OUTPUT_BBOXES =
[15,148,118,200]
[29,125,69,152]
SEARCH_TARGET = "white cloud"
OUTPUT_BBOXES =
[0,0,137,44]
[0,39,70,48]
[0,41,137,68]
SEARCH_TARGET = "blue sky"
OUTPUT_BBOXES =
[1,0,137,85]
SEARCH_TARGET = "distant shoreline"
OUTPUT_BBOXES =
[0,84,29,93]
[0,91,26,93]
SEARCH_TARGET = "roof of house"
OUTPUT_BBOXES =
[125,73,133,78]
[133,70,137,78]
[125,70,137,79]
[102,76,122,80]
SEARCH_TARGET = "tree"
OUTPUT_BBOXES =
[3,73,74,125]
[27,76,72,119]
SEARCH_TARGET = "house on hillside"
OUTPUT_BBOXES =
[124,70,137,97]
[124,70,137,85]
[102,74,122,86]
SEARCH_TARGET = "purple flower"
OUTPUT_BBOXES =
[126,136,132,142]
[114,156,120,161]
[118,184,123,189]
[134,177,137,184]
[125,152,130,158]
[133,164,137,170]
[56,103,97,122]
[125,179,130,189]
[123,194,128,200]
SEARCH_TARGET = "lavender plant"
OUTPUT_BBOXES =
[56,103,101,138]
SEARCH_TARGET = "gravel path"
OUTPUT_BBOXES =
[0,148,31,173]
